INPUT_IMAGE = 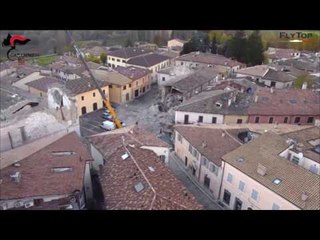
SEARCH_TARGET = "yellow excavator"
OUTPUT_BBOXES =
[65,31,122,129]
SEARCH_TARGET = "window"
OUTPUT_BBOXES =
[102,89,105,94]
[307,117,314,123]
[272,203,280,210]
[93,92,96,97]
[129,84,131,88]
[255,117,260,123]
[81,106,86,115]
[181,62,183,65]
[81,96,84,101]
[238,181,245,192]
[177,132,182,143]
[123,86,127,90]
[223,189,231,205]
[162,77,165,81]
[294,117,300,124]
[204,175,210,188]
[270,176,281,184]
[189,144,193,154]
[52,151,75,156]
[202,157,208,167]
[34,199,43,206]
[284,117,288,123]
[309,165,318,174]
[209,163,216,173]
[251,189,259,201]
[40,92,42,97]
[109,85,113,88]
[117,59,120,62]
[237,119,242,124]
[198,116,203,123]
[269,117,274,123]
[292,156,300,165]
[93,102,97,111]
[192,148,198,158]
[227,173,233,183]
[112,58,115,61]
[52,167,72,173]
[212,117,217,124]
[122,60,126,63]
[136,81,138,86]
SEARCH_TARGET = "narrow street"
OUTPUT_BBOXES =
[169,152,224,210]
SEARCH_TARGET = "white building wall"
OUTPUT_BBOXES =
[90,144,104,170]
[0,194,69,210]
[220,162,300,210]
[198,160,222,199]
[0,68,16,78]
[175,111,224,124]
[279,147,320,175]
[140,146,170,165]
[84,162,93,201]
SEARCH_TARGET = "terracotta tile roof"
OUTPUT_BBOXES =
[88,126,170,159]
[127,53,170,68]
[108,47,152,59]
[248,88,320,116]
[25,76,62,92]
[262,68,295,82]
[0,132,92,200]
[65,77,109,95]
[266,48,300,60]
[222,132,320,210]
[283,126,320,163]
[88,126,202,210]
[177,52,244,67]
[89,69,132,86]
[174,88,254,116]
[175,126,242,166]
[114,66,150,80]
[172,68,218,93]
[98,143,203,210]
[236,65,270,77]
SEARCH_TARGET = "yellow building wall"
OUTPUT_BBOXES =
[108,85,122,104]
[76,86,109,116]
[224,115,248,124]
[29,87,47,97]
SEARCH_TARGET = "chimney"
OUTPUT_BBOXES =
[301,192,308,202]
[254,95,259,103]
[221,132,226,137]
[302,82,307,89]
[202,141,207,148]
[228,98,232,107]
[257,163,266,176]
[270,87,274,94]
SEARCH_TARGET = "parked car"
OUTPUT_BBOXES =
[100,120,116,131]
[102,112,113,120]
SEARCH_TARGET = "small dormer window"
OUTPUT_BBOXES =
[215,101,222,108]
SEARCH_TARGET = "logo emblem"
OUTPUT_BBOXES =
[2,34,31,60]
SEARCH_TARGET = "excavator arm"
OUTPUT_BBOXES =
[65,30,122,129]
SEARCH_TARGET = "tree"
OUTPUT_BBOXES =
[225,31,247,63]
[153,34,162,46]
[125,38,133,47]
[210,36,218,54]
[85,54,101,64]
[293,74,315,89]
[246,31,264,66]
[100,52,107,65]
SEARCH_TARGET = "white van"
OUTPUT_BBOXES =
[100,120,116,131]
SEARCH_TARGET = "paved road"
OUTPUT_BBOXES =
[169,152,223,210]
[79,84,174,138]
